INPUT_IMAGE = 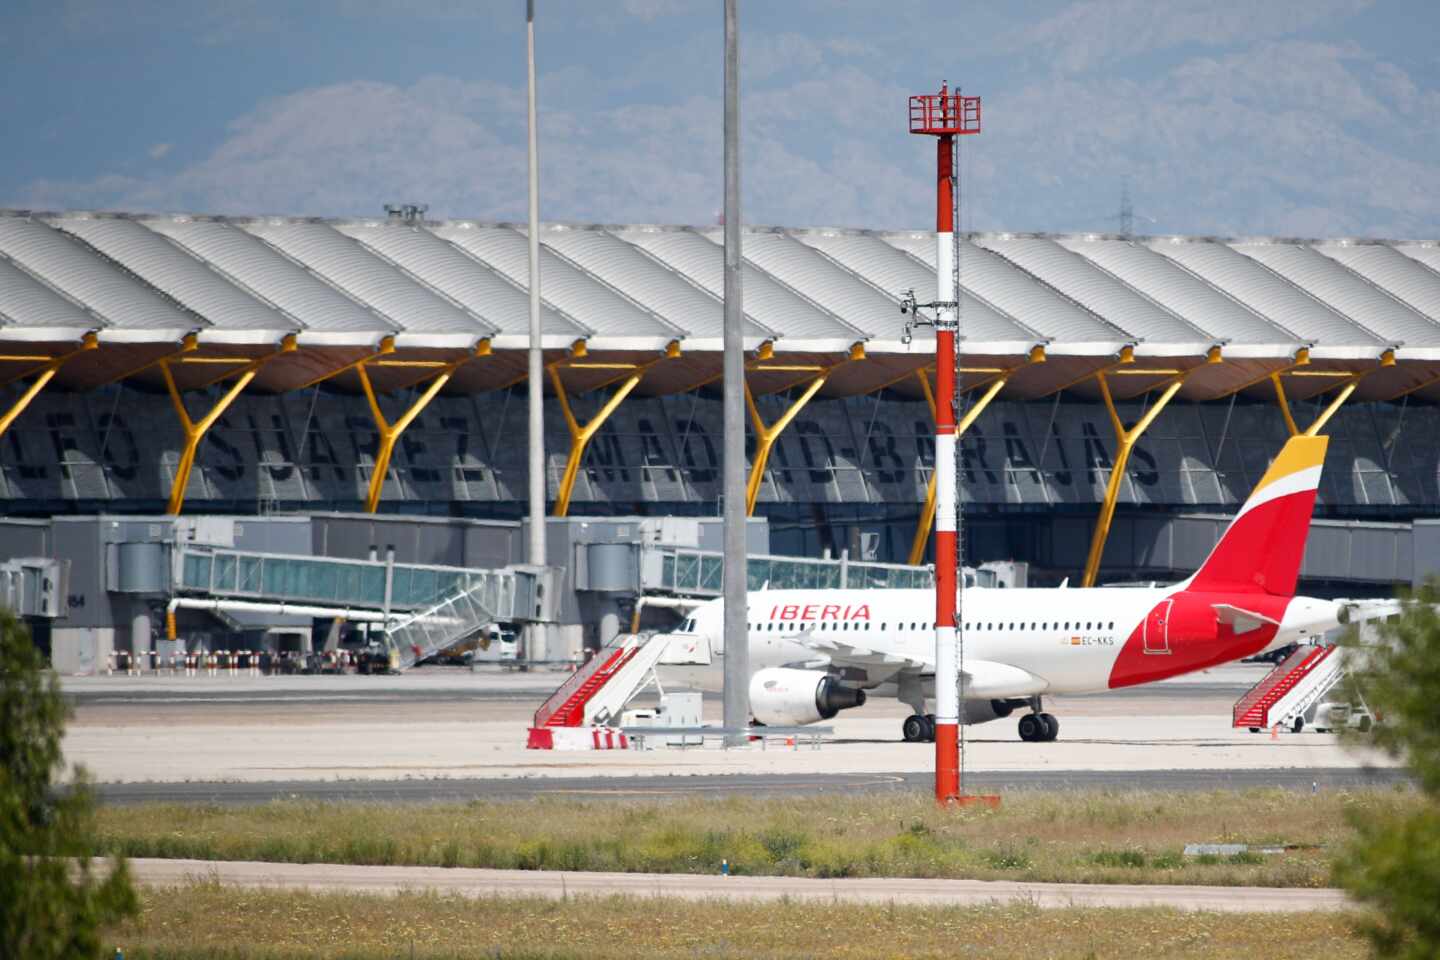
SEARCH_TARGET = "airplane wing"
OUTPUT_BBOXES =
[794,636,922,683]
[795,637,1048,697]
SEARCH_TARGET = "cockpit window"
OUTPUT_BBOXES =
[681,618,696,633]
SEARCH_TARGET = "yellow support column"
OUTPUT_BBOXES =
[744,374,829,515]
[359,341,489,513]
[1272,350,1393,438]
[1080,372,1190,587]
[550,365,645,517]
[163,336,297,514]
[0,333,97,441]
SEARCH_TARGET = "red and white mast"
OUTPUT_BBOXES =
[907,84,980,804]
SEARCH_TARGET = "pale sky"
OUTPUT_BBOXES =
[3,0,1437,238]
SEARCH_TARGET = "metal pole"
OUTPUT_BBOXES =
[933,130,960,803]
[525,0,547,666]
[721,0,749,744]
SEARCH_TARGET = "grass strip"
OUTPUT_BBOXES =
[93,787,1419,887]
[109,882,1368,960]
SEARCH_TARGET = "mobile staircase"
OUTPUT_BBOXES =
[526,632,688,749]
[384,572,516,671]
[1233,642,1344,733]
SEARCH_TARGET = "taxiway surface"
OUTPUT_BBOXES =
[128,858,1353,912]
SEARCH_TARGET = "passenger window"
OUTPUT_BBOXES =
[1086,622,1092,630]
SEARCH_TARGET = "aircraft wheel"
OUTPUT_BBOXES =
[924,714,936,742]
[902,715,928,743]
[1038,712,1060,741]
[1248,727,1261,734]
[1018,713,1044,742]
[1292,716,1305,734]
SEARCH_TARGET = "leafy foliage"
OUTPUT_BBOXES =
[1334,580,1440,958]
[0,607,137,957]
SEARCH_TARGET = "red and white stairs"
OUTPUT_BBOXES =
[526,632,676,750]
[1233,643,1343,732]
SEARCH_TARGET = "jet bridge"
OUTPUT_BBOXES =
[171,544,553,669]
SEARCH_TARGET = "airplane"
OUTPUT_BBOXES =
[659,433,1352,743]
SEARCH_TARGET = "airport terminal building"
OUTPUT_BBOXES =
[3,209,1440,667]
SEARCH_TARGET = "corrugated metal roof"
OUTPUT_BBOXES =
[1393,242,1440,284]
[431,222,681,349]
[539,224,771,347]
[1056,235,1302,356]
[703,228,895,347]
[612,225,859,349]
[1233,240,1440,355]
[142,216,394,341]
[56,214,300,342]
[2,211,1437,378]
[977,235,1211,355]
[1317,240,1440,325]
[0,216,199,335]
[0,256,100,333]
[1146,236,1388,360]
[240,219,491,342]
[335,220,586,349]
[792,229,1040,351]
[883,232,1130,355]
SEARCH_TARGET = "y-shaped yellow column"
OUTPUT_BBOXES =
[1080,349,1222,587]
[0,333,97,441]
[1271,349,1393,438]
[744,374,830,514]
[163,336,297,514]
[359,341,490,513]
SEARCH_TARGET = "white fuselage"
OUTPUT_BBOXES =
[660,586,1343,700]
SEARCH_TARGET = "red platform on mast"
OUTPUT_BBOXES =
[909,87,981,137]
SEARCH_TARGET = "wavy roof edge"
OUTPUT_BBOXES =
[1,210,1438,363]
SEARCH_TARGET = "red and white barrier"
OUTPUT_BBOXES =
[526,727,631,751]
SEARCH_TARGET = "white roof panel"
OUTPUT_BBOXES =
[703,228,893,343]
[1147,237,1387,357]
[1057,236,1299,351]
[55,215,299,334]
[0,257,100,333]
[793,229,1039,348]
[0,216,199,331]
[241,220,489,338]
[539,225,769,342]
[883,232,1129,351]
[613,226,857,347]
[978,236,1210,350]
[143,217,393,337]
[1392,243,1440,286]
[335,220,585,345]
[1317,241,1440,325]
[432,222,679,347]
[1233,240,1440,350]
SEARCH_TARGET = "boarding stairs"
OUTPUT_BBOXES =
[384,572,514,671]
[533,632,688,729]
[1233,643,1344,731]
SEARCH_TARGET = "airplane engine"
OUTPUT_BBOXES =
[749,668,867,726]
[959,698,1027,725]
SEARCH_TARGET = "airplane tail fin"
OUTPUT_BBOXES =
[1185,434,1328,597]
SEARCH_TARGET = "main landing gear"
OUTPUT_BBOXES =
[1018,697,1059,742]
[902,713,936,743]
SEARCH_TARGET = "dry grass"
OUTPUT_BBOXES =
[94,787,1420,887]
[108,882,1368,959]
